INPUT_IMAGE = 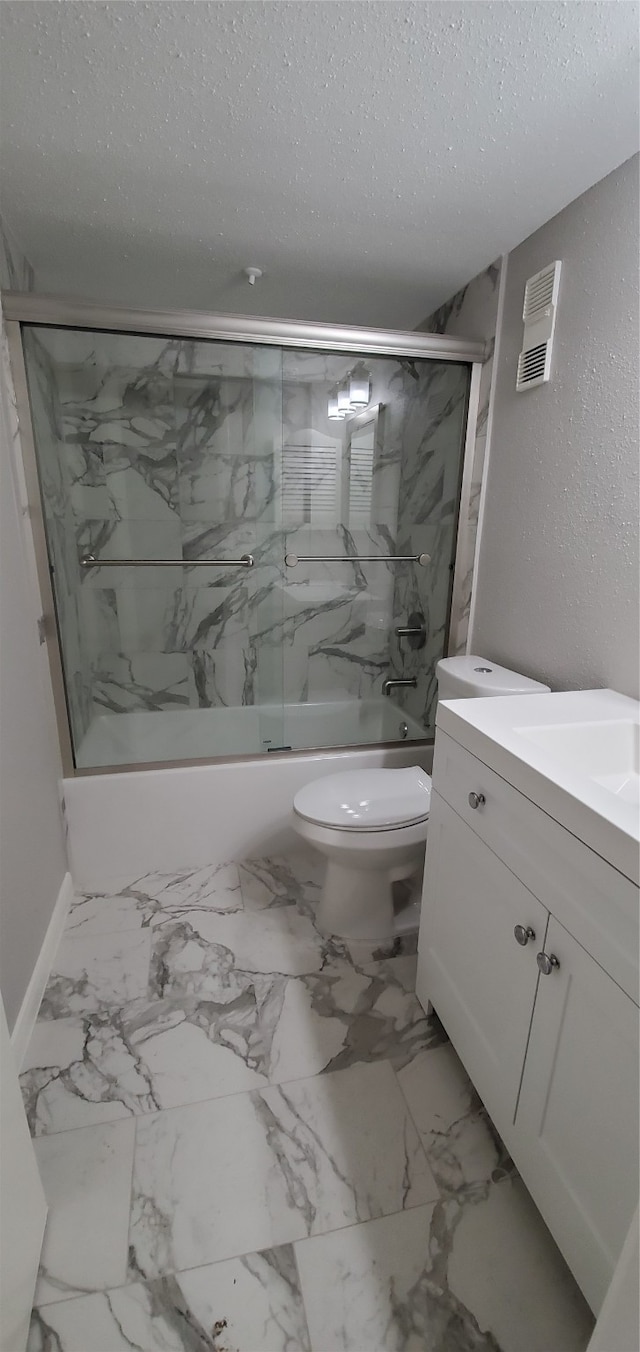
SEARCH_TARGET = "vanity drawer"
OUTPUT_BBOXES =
[431,730,639,1004]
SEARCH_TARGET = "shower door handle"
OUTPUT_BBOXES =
[79,554,255,569]
[285,552,430,567]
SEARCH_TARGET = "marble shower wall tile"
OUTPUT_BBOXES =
[0,213,35,290]
[25,326,483,745]
[419,259,503,656]
[389,356,470,733]
[23,330,94,747]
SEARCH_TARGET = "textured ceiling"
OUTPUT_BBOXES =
[0,1,638,328]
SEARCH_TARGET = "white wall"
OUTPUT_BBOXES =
[0,311,68,1030]
[471,156,639,698]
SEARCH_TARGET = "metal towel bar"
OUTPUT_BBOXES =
[80,554,254,569]
[284,551,430,568]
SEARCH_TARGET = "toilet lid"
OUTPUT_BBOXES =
[293,767,431,831]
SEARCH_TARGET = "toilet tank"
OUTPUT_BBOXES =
[436,656,550,700]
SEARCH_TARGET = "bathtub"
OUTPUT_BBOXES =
[64,698,432,889]
[76,697,428,768]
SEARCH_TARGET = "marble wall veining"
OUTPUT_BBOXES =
[23,328,470,763]
[417,257,504,661]
[388,360,470,733]
[0,214,35,292]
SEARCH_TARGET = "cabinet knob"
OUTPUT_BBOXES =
[514,925,536,946]
[537,952,560,976]
[468,791,486,810]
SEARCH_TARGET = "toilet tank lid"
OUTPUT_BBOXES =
[293,767,431,831]
[437,656,550,696]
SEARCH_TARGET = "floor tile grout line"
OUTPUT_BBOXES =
[388,1054,445,1198]
[35,1196,445,1313]
[25,1051,432,1139]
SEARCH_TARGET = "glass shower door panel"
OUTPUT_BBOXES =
[247,344,286,754]
[175,338,284,759]
[279,349,471,751]
[23,325,285,768]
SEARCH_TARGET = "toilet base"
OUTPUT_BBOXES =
[316,856,418,943]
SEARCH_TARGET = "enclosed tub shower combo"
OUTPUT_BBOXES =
[4,295,485,882]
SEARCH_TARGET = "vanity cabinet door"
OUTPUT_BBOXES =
[514,917,640,1313]
[416,790,548,1145]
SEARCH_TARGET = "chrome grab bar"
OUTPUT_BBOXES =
[80,554,254,569]
[284,552,430,568]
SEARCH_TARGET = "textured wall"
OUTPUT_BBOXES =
[471,156,640,698]
[0,225,68,1029]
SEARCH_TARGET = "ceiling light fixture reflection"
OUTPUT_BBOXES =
[327,393,343,420]
[348,370,371,409]
[327,366,372,421]
[337,382,352,416]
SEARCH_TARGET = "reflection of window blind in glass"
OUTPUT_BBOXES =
[282,443,338,524]
[348,440,374,526]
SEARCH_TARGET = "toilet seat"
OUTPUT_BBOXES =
[293,767,431,832]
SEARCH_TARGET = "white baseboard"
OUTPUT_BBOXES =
[10,871,73,1069]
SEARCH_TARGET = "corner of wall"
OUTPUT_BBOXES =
[466,252,508,652]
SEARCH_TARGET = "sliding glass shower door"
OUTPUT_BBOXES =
[21,320,470,770]
[23,326,286,767]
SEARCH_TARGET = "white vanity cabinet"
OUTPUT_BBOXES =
[417,729,639,1314]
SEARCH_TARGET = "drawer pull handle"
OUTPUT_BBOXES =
[468,791,486,810]
[514,925,536,947]
[537,952,560,976]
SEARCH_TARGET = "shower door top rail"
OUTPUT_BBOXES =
[80,553,255,569]
[284,551,430,567]
[2,291,487,363]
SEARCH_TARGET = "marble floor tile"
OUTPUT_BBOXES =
[38,930,151,1019]
[397,1042,509,1195]
[296,1195,593,1352]
[257,955,441,1084]
[447,1178,594,1352]
[345,929,419,966]
[239,852,324,910]
[296,1204,468,1352]
[33,1118,135,1306]
[65,863,243,941]
[22,847,592,1352]
[128,1060,438,1279]
[22,942,436,1135]
[21,990,267,1134]
[29,1244,310,1352]
[149,906,327,992]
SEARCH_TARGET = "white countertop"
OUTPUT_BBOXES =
[437,688,640,884]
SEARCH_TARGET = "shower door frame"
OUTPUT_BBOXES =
[3,292,485,777]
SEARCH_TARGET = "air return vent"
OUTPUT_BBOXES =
[516,260,561,391]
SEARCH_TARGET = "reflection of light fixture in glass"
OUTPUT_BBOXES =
[327,392,343,420]
[337,382,351,416]
[349,369,371,409]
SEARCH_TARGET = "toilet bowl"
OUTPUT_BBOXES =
[293,767,430,941]
[293,656,550,942]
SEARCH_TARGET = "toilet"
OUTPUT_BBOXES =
[293,656,550,942]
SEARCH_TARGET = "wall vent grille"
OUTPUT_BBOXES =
[516,260,561,391]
